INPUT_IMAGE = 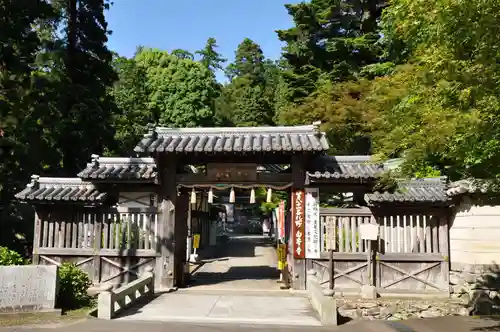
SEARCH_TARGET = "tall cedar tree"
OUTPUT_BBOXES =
[54,0,117,175]
[0,0,55,248]
[277,0,386,104]
[221,38,275,126]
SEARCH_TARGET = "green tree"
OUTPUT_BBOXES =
[277,0,386,104]
[171,49,194,60]
[50,0,118,175]
[109,55,154,155]
[196,37,226,72]
[370,0,500,180]
[220,39,276,126]
[134,48,219,127]
[0,0,56,250]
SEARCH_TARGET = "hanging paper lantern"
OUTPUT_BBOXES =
[229,187,235,203]
[266,188,272,203]
[190,188,196,204]
[250,188,256,204]
[208,188,214,204]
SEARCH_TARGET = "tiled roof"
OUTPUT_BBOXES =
[134,123,330,154]
[365,177,449,204]
[446,178,495,196]
[15,176,107,203]
[77,155,157,181]
[307,156,384,181]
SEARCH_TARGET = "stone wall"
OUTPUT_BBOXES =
[337,298,469,321]
[450,262,500,316]
[0,265,58,312]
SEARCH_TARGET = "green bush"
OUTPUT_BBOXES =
[57,263,94,309]
[0,247,24,266]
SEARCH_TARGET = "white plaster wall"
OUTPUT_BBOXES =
[450,196,500,265]
[117,192,157,208]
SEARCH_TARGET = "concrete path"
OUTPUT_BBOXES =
[2,316,500,332]
[190,235,281,291]
[116,291,321,326]
[113,235,320,326]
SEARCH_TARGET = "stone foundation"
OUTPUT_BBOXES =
[337,298,469,321]
[449,263,500,316]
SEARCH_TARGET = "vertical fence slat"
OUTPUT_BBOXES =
[102,214,109,249]
[60,220,66,248]
[126,213,131,250]
[425,215,432,253]
[115,213,121,249]
[71,213,77,249]
[109,213,115,249]
[42,220,49,247]
[338,217,344,253]
[418,215,425,253]
[65,221,71,249]
[54,219,60,248]
[390,216,395,253]
[48,221,54,248]
[144,213,150,250]
[431,216,439,253]
[351,217,358,252]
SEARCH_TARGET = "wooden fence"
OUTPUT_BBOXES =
[310,207,450,297]
[33,206,161,285]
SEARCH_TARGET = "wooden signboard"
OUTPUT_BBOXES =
[292,189,306,259]
[207,163,257,182]
[305,188,321,259]
[325,216,337,251]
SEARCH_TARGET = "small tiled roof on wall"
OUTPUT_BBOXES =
[306,156,384,182]
[77,155,157,181]
[446,178,495,196]
[365,177,450,205]
[15,176,107,203]
[134,123,330,154]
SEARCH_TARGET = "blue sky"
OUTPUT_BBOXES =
[105,1,301,73]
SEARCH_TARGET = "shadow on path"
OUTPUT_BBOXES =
[190,234,279,287]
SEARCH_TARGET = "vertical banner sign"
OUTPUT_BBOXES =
[292,189,305,259]
[278,201,286,242]
[305,188,321,258]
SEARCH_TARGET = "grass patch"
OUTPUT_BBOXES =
[0,307,94,327]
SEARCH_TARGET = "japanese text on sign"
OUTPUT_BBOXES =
[293,189,305,258]
[305,188,321,258]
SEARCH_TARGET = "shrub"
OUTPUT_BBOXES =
[57,263,93,309]
[0,247,24,266]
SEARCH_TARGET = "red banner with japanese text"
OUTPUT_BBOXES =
[292,189,305,259]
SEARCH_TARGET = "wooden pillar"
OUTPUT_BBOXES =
[175,191,189,287]
[156,155,177,289]
[440,210,450,295]
[32,209,42,265]
[291,155,307,290]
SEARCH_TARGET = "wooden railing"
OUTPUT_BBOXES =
[315,207,450,296]
[319,207,446,256]
[35,206,160,256]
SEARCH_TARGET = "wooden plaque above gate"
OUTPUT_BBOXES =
[207,163,257,182]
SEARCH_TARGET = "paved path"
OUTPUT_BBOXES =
[189,235,281,291]
[2,316,500,332]
[113,234,320,326]
[116,291,320,326]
